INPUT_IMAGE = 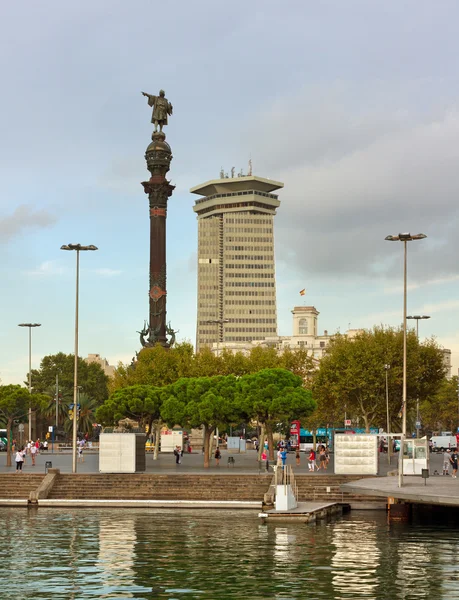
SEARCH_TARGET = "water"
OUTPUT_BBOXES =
[1,508,459,599]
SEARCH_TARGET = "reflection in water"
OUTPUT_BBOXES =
[1,508,459,599]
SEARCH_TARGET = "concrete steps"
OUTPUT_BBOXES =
[294,475,382,503]
[48,474,272,501]
[0,473,44,498]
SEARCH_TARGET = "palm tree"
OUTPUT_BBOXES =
[41,387,73,426]
[64,393,98,437]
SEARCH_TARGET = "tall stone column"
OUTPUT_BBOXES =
[139,131,175,348]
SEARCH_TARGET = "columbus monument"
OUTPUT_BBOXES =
[138,89,176,348]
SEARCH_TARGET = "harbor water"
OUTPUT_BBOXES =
[1,507,459,599]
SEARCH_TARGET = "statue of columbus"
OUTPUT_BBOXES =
[141,89,173,132]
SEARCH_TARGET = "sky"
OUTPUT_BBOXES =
[1,0,458,385]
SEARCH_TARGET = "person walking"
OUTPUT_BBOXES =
[215,447,221,466]
[295,447,300,466]
[261,449,269,472]
[317,447,327,471]
[15,447,25,473]
[450,448,458,478]
[308,448,316,472]
[277,448,283,467]
[443,450,451,475]
[280,448,288,469]
[77,439,85,463]
[30,442,37,466]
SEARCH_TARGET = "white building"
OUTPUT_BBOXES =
[85,354,115,377]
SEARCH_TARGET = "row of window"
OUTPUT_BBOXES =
[225,227,272,234]
[226,291,275,296]
[224,300,276,305]
[225,273,274,279]
[225,246,271,252]
[225,308,275,315]
[225,218,273,225]
[195,189,278,205]
[225,264,274,270]
[226,282,275,287]
[226,237,272,243]
[224,327,277,333]
[198,201,275,216]
[225,255,272,261]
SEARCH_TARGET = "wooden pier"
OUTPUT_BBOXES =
[259,501,347,523]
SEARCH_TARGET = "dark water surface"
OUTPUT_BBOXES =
[1,507,459,599]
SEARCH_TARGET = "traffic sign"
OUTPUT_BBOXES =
[344,419,352,426]
[415,421,421,429]
[18,424,24,433]
[48,426,54,433]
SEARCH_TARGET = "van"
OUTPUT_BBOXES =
[430,435,456,452]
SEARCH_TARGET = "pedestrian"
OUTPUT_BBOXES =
[174,446,180,464]
[277,448,283,467]
[280,448,287,468]
[215,447,221,466]
[15,447,25,472]
[317,447,327,471]
[261,449,269,472]
[30,442,37,466]
[308,448,316,472]
[443,450,451,475]
[450,448,458,478]
[295,447,300,466]
[77,439,85,463]
[325,445,330,467]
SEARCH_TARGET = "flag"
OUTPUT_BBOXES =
[299,289,306,296]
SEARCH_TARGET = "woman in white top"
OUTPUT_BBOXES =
[15,448,25,472]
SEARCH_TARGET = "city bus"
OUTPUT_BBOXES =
[290,421,379,451]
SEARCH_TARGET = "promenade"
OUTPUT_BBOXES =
[0,447,446,476]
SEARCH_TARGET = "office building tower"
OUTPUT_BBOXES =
[191,174,283,351]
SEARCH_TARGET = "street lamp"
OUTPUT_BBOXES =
[406,315,431,339]
[61,243,98,473]
[407,315,431,438]
[385,232,427,487]
[18,323,41,440]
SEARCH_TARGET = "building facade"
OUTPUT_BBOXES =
[85,354,115,378]
[192,174,283,351]
[211,306,332,362]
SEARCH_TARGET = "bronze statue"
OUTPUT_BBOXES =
[142,90,173,132]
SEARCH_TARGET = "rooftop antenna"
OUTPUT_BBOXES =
[248,157,252,176]
[231,166,235,178]
[219,167,224,179]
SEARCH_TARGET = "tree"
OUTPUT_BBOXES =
[0,385,48,467]
[313,326,447,433]
[238,368,316,460]
[30,352,109,405]
[420,376,459,433]
[161,375,241,468]
[63,393,98,438]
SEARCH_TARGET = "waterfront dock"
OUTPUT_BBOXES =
[259,501,345,523]
[341,475,459,507]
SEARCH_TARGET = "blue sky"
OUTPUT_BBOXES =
[1,0,458,384]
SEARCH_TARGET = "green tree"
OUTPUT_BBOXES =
[161,375,241,468]
[238,368,316,459]
[420,376,459,433]
[313,326,447,433]
[0,385,48,467]
[30,352,109,405]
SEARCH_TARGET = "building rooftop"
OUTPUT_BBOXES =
[190,175,284,197]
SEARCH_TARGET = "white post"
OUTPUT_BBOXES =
[72,250,80,474]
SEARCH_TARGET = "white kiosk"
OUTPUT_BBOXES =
[402,438,429,475]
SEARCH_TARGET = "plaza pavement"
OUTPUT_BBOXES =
[0,448,447,476]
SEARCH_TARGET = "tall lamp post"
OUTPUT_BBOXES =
[61,243,98,473]
[18,323,41,440]
[407,315,431,438]
[385,232,426,487]
[204,318,229,449]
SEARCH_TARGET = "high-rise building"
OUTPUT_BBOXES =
[191,174,283,351]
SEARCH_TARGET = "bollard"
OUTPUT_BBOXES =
[421,468,429,486]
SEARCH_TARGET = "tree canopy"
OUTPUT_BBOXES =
[30,352,109,404]
[312,326,447,433]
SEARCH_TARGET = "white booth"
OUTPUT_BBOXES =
[402,438,429,475]
[160,429,184,453]
[99,433,146,473]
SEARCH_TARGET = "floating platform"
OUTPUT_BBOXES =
[259,501,347,523]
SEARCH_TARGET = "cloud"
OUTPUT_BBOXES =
[92,268,122,277]
[241,83,459,282]
[0,205,56,243]
[384,274,459,294]
[25,260,66,277]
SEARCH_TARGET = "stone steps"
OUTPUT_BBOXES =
[0,474,44,498]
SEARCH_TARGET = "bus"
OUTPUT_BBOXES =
[290,421,380,452]
[0,429,11,451]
